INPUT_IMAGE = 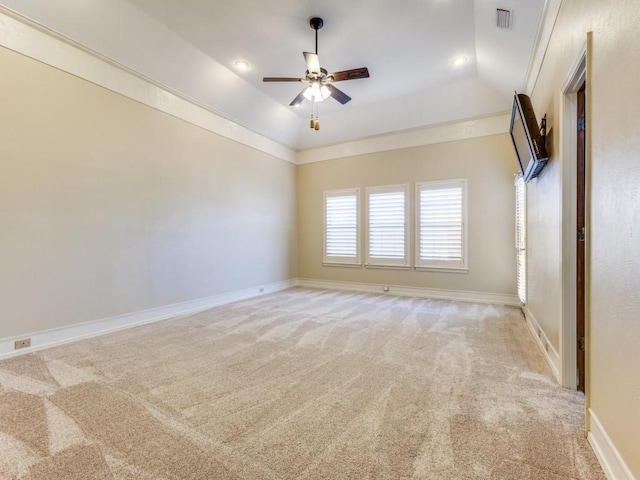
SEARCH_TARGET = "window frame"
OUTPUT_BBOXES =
[415,178,468,272]
[323,188,361,266]
[515,175,527,305]
[365,183,410,268]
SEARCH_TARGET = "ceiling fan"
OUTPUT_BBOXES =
[263,17,370,108]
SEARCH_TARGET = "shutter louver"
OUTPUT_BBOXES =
[416,180,466,269]
[420,187,462,260]
[324,190,360,264]
[367,187,408,266]
[515,176,526,304]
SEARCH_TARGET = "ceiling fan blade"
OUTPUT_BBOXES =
[263,77,305,82]
[303,52,321,75]
[328,67,370,82]
[289,88,308,107]
[326,84,351,104]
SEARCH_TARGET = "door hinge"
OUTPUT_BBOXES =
[578,336,585,351]
[577,227,585,241]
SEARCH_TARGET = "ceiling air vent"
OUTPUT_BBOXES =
[496,8,512,29]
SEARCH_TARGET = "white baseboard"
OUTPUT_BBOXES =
[588,409,636,480]
[295,278,520,306]
[522,306,561,382]
[0,279,296,359]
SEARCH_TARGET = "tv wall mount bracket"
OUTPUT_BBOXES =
[540,114,547,146]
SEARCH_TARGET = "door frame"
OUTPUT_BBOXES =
[560,35,590,392]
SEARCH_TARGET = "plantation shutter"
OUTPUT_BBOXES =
[416,180,466,269]
[515,176,526,304]
[367,185,409,266]
[324,189,360,265]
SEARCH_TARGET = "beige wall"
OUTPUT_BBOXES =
[526,152,562,349]
[526,0,640,476]
[0,46,297,339]
[297,135,517,296]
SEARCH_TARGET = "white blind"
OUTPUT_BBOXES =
[515,176,526,305]
[324,190,359,264]
[367,186,408,266]
[417,180,466,269]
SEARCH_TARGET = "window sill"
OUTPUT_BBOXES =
[322,262,362,268]
[365,264,411,270]
[414,266,469,274]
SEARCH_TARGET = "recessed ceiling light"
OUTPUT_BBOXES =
[453,56,468,67]
[234,60,250,72]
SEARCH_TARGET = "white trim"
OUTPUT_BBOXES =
[296,114,510,164]
[0,8,516,165]
[515,175,527,306]
[559,41,587,390]
[588,409,636,480]
[523,0,564,94]
[415,179,468,270]
[323,188,362,266]
[1,278,520,359]
[0,279,296,359]
[522,306,561,382]
[365,184,410,268]
[0,7,296,164]
[365,265,411,271]
[296,278,520,306]
[322,263,362,268]
[414,266,469,274]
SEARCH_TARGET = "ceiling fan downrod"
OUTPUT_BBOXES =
[309,17,323,55]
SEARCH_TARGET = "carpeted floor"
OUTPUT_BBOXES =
[0,287,605,479]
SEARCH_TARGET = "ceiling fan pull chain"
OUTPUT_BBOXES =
[312,102,319,130]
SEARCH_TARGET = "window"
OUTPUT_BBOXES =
[416,179,467,270]
[323,188,360,265]
[515,175,526,304]
[366,184,409,267]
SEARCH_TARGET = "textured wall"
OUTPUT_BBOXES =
[526,0,640,476]
[297,134,517,296]
[0,46,297,339]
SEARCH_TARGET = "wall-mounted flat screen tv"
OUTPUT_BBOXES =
[510,92,548,182]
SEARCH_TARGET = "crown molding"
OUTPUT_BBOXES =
[296,113,510,164]
[0,6,297,164]
[522,0,564,94]
[1,6,516,167]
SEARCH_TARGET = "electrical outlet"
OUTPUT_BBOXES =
[14,338,31,349]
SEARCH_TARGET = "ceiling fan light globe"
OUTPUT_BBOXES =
[302,82,328,102]
[302,86,314,101]
[310,82,322,101]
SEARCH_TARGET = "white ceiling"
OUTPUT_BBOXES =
[1,0,546,150]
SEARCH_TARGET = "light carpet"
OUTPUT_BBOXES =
[0,287,605,479]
